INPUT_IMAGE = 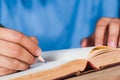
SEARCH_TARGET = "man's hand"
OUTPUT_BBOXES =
[81,17,120,48]
[0,28,41,76]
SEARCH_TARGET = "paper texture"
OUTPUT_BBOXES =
[0,47,94,80]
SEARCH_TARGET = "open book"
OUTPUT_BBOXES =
[0,46,120,80]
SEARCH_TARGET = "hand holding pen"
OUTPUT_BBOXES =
[0,27,45,76]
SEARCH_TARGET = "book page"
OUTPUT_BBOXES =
[0,47,94,80]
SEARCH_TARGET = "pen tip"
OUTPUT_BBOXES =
[38,56,45,62]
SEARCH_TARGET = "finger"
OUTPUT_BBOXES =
[0,39,35,65]
[88,34,95,46]
[95,17,111,46]
[108,20,120,48]
[0,67,16,76]
[0,28,41,56]
[81,36,95,47]
[0,55,29,70]
[81,38,88,47]
[29,36,38,44]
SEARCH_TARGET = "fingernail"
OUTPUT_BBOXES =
[36,48,41,56]
[108,41,116,48]
[81,42,86,47]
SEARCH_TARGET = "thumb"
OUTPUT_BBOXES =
[81,38,88,47]
[29,36,38,44]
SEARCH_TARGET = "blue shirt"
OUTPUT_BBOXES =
[0,0,120,51]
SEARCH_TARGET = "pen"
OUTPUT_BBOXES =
[36,48,45,63]
[38,56,45,62]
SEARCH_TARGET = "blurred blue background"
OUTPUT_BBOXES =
[0,0,120,51]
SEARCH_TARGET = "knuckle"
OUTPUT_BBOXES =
[110,19,120,24]
[101,17,108,20]
[31,36,37,40]
[109,20,119,26]
[96,23,104,27]
[13,32,25,43]
[97,17,111,26]
[110,19,117,22]
[32,37,38,42]
[97,19,106,26]
[100,17,110,21]
[96,25,104,30]
[29,36,38,44]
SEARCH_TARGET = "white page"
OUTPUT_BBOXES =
[0,47,94,80]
